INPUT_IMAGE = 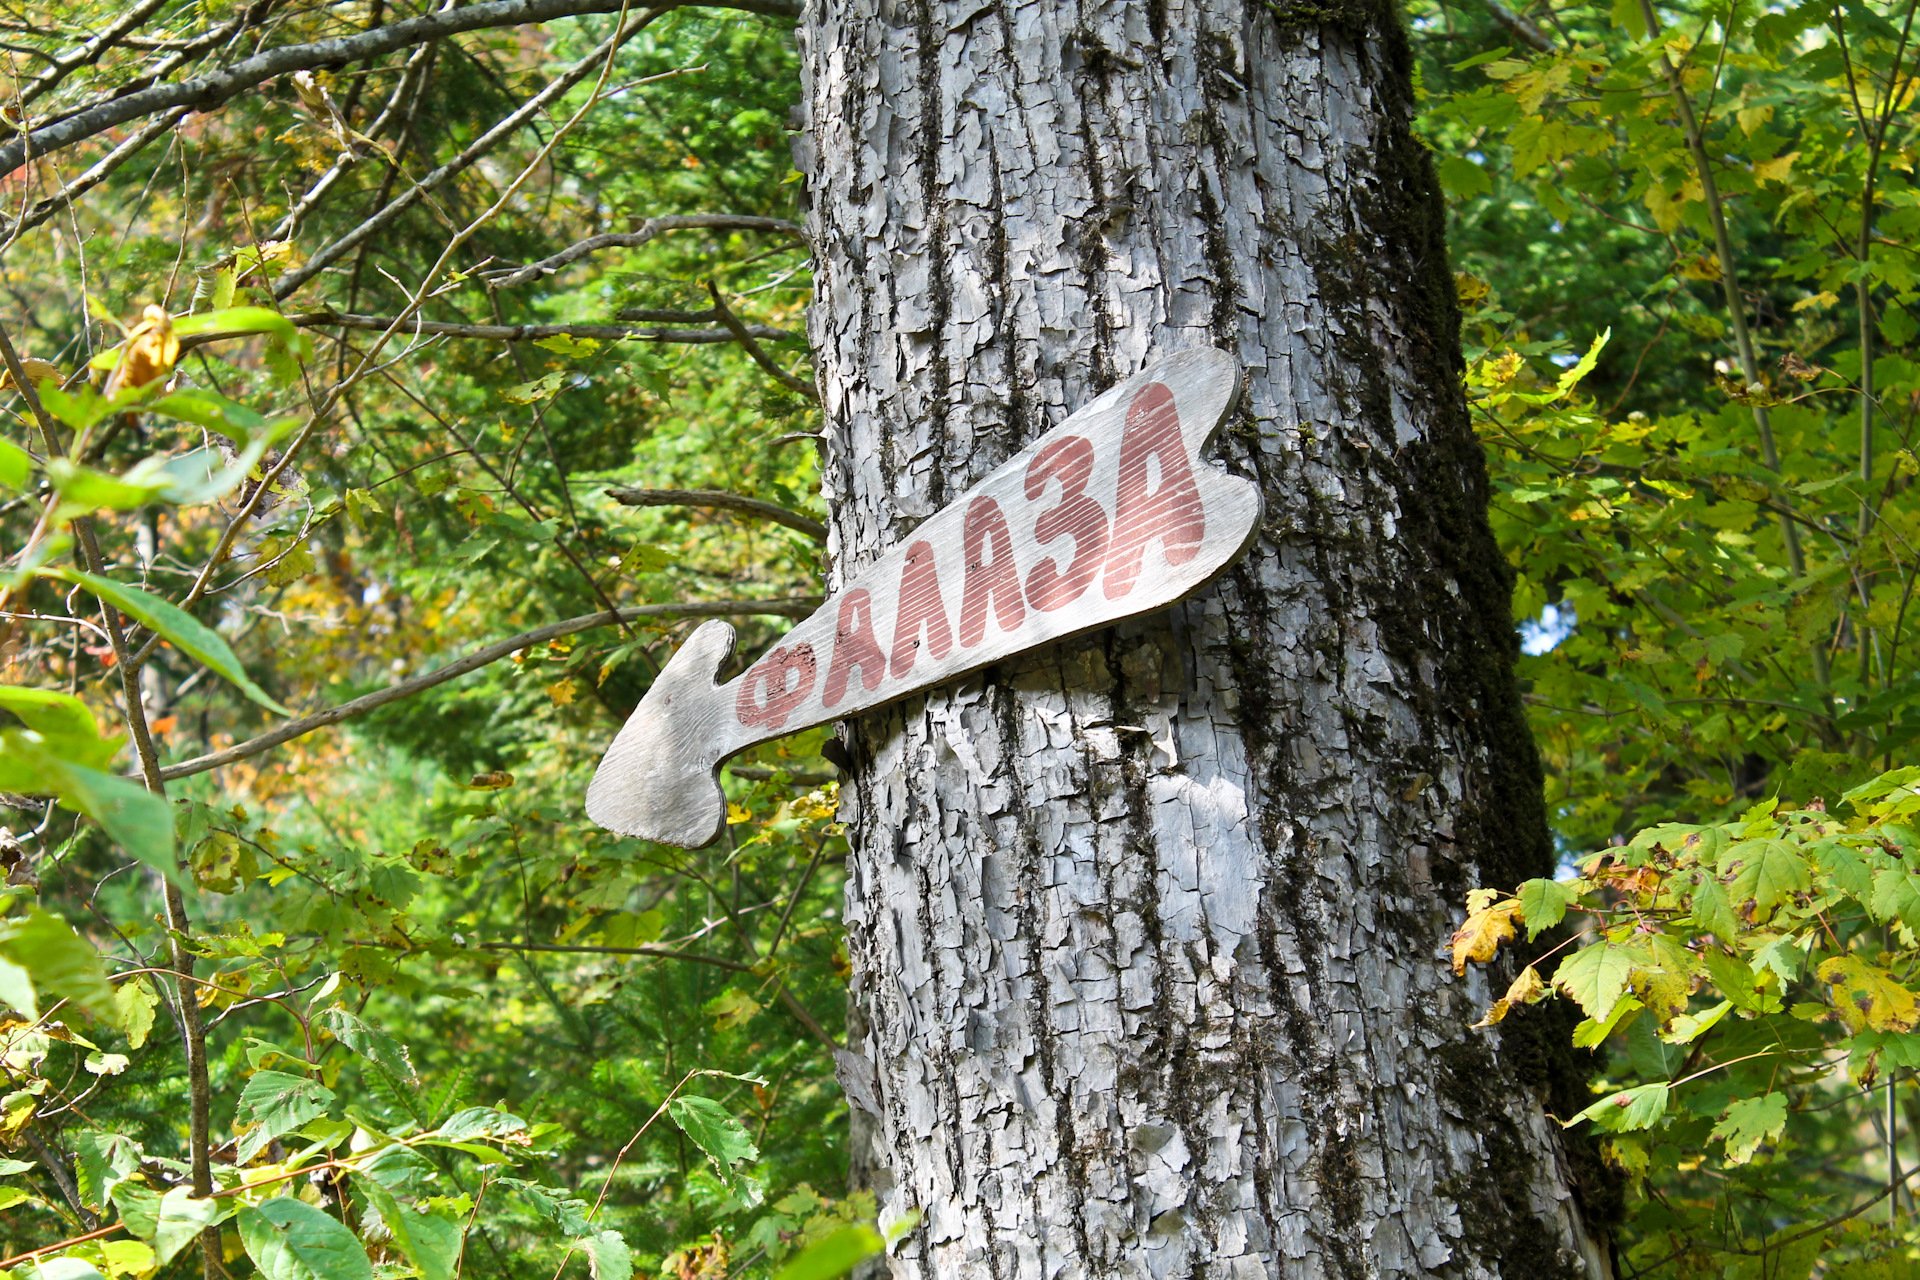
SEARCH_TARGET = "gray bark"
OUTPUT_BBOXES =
[796,0,1615,1276]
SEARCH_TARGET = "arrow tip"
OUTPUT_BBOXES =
[586,618,736,848]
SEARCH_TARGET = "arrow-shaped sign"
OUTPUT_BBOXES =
[586,348,1261,848]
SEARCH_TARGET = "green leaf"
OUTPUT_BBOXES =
[772,1227,885,1280]
[1871,867,1920,928]
[1552,939,1642,1022]
[1815,840,1873,898]
[1702,947,1771,1010]
[0,910,117,1024]
[582,1230,630,1280]
[0,732,176,879]
[0,685,105,744]
[1688,872,1739,939]
[237,1071,337,1163]
[432,1106,525,1142]
[0,436,29,489]
[153,1187,224,1267]
[111,1180,161,1239]
[142,388,271,440]
[1567,1082,1670,1133]
[358,1143,436,1191]
[1515,878,1579,939]
[357,1175,460,1280]
[1711,1093,1788,1165]
[0,954,36,1020]
[171,307,298,344]
[1662,999,1733,1046]
[71,1131,141,1209]
[1551,328,1609,398]
[533,335,601,359]
[240,1198,376,1280]
[667,1096,759,1169]
[1721,838,1810,919]
[58,570,289,714]
[319,1008,415,1082]
[47,457,168,512]
[12,1258,107,1280]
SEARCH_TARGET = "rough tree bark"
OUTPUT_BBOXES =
[795,0,1617,1275]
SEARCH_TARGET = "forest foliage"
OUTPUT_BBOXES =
[1421,0,1920,1271]
[0,0,1914,1276]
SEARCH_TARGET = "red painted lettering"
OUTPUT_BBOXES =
[823,589,886,709]
[1024,436,1109,612]
[958,496,1025,647]
[1104,382,1204,600]
[735,642,817,729]
[889,540,953,678]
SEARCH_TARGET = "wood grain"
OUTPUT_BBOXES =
[585,348,1260,848]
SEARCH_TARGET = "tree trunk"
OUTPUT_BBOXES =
[795,0,1616,1275]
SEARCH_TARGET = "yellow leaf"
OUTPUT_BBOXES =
[1450,899,1520,975]
[1819,955,1919,1033]
[1752,151,1798,183]
[1793,291,1839,313]
[1629,965,1693,1027]
[1507,964,1549,1006]
[1471,964,1549,1028]
[0,356,59,391]
[708,990,760,1030]
[1676,254,1722,281]
[726,802,752,825]
[546,678,577,707]
[106,305,179,395]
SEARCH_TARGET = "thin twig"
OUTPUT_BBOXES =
[154,598,819,781]
[606,487,826,541]
[705,279,818,401]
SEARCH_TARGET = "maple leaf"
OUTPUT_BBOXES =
[1711,1093,1788,1165]
[1516,879,1581,939]
[1450,897,1520,975]
[1819,956,1920,1033]
[1567,1082,1670,1133]
[1870,868,1920,929]
[1471,963,1552,1029]
[1629,965,1693,1028]
[1553,939,1644,1022]
[1720,837,1810,921]
[1687,872,1738,940]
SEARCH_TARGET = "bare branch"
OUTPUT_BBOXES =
[0,0,799,177]
[705,279,817,401]
[606,486,826,542]
[0,107,187,243]
[485,215,805,289]
[614,306,719,322]
[155,597,821,781]
[1484,0,1555,52]
[271,10,674,298]
[176,311,797,347]
[20,0,180,106]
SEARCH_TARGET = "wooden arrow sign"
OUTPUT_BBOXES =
[586,348,1261,848]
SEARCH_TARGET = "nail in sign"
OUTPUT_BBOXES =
[586,348,1261,848]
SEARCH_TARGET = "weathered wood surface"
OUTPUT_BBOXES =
[586,349,1260,849]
